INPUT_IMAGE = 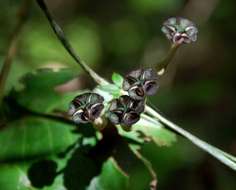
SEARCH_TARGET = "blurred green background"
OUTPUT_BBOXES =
[1,0,236,189]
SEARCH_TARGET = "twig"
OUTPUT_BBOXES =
[0,0,31,102]
[30,111,76,127]
[6,95,76,127]
[35,0,236,173]
[35,0,108,85]
[156,43,180,75]
[145,105,236,171]
[133,149,157,190]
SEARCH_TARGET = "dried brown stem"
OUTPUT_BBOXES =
[156,43,180,75]
[36,0,108,85]
[0,0,31,102]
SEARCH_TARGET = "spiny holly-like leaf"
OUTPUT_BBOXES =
[112,73,124,88]
[0,116,78,161]
[10,68,79,113]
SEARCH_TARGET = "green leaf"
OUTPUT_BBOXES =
[0,159,127,190]
[112,73,124,88]
[0,116,78,161]
[11,68,79,113]
[43,174,65,190]
[23,18,102,66]
[27,158,66,190]
[0,163,34,190]
[129,0,182,14]
[118,114,177,147]
[63,144,102,190]
[111,140,156,190]
[96,84,121,99]
[145,105,236,171]
[0,161,66,190]
[98,84,120,94]
[87,158,128,190]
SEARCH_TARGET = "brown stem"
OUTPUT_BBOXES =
[156,43,180,75]
[36,0,108,86]
[0,0,31,102]
[133,149,157,190]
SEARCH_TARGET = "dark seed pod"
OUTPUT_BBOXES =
[108,95,144,126]
[162,17,198,44]
[68,93,104,124]
[122,112,140,126]
[123,68,158,100]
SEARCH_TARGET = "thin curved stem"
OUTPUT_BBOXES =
[145,105,236,171]
[156,43,180,75]
[0,0,30,103]
[36,0,108,85]
[35,0,236,173]
[133,149,157,190]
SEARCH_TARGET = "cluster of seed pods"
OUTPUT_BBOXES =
[68,93,104,124]
[68,17,198,128]
[68,68,158,128]
[108,68,159,127]
[161,17,198,45]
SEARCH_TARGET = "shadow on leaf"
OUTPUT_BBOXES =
[63,125,119,190]
[27,159,58,188]
[112,141,155,190]
[25,123,156,190]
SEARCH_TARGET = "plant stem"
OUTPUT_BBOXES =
[0,0,30,103]
[145,105,236,171]
[36,0,108,85]
[31,111,76,126]
[132,149,157,190]
[35,0,236,172]
[156,43,180,75]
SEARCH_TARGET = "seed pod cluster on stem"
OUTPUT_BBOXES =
[123,68,159,100]
[107,68,158,128]
[36,0,236,176]
[69,68,158,129]
[69,17,198,129]
[108,95,144,127]
[161,17,198,45]
[156,17,198,75]
[69,93,104,124]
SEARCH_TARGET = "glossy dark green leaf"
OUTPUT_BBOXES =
[0,163,34,190]
[0,158,127,190]
[63,144,102,190]
[11,68,79,113]
[0,161,66,190]
[0,116,78,161]
[111,140,156,190]
[88,158,128,190]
